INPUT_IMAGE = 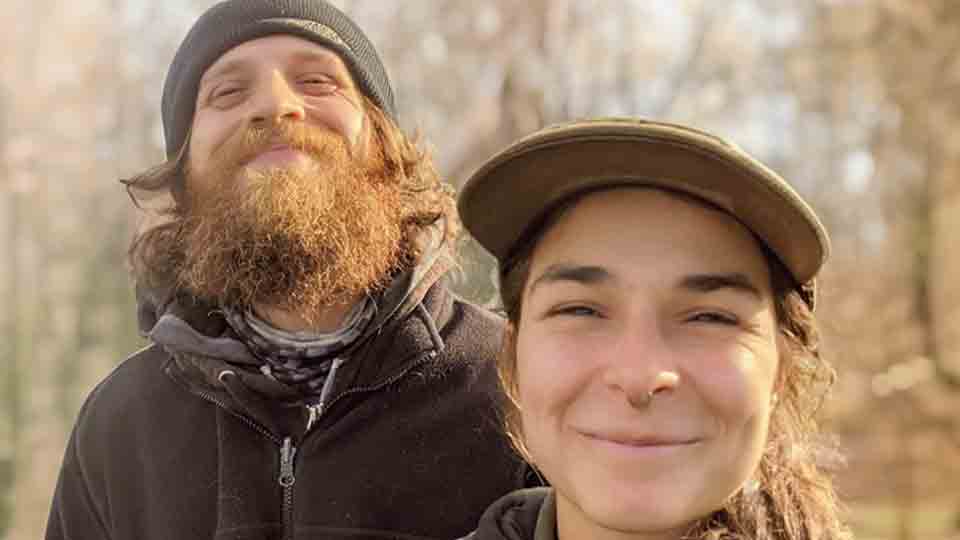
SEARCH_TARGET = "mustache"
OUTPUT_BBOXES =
[202,120,355,174]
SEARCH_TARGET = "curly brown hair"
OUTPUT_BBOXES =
[495,189,851,540]
[123,96,460,295]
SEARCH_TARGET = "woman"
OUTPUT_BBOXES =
[457,119,850,540]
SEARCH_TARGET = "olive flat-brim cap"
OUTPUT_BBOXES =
[459,118,830,288]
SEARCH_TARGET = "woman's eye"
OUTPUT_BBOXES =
[688,311,738,326]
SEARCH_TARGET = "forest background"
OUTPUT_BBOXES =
[1,1,958,538]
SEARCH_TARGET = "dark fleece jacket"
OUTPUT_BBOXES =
[46,282,529,540]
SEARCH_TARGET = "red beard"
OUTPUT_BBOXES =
[175,120,410,324]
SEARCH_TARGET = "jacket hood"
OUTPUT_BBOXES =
[137,221,457,437]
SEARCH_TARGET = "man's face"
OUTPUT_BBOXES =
[188,34,367,187]
[166,35,410,320]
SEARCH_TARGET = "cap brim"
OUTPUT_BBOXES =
[458,119,829,285]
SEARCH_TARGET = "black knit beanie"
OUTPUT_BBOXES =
[161,0,396,158]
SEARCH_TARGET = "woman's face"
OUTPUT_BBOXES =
[515,188,780,539]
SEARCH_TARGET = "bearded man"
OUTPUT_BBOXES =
[46,2,527,539]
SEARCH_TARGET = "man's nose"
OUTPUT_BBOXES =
[602,323,680,408]
[249,71,306,125]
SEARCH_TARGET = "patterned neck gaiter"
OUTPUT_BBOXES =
[223,297,376,395]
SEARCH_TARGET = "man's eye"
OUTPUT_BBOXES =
[209,86,243,104]
[553,305,600,318]
[299,77,336,91]
[687,311,739,325]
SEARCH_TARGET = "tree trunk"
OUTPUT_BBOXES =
[0,86,20,540]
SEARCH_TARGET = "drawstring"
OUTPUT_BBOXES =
[305,357,344,432]
[317,357,344,409]
[416,302,445,356]
[260,364,278,381]
[216,369,263,408]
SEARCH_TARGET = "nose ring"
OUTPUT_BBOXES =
[644,389,655,406]
[631,389,656,408]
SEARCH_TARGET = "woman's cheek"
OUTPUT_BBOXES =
[695,343,778,420]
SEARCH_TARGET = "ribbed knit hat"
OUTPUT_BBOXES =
[161,0,396,157]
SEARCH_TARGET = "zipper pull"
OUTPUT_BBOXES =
[278,437,297,487]
[305,403,323,433]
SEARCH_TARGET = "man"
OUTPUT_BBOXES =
[46,1,527,539]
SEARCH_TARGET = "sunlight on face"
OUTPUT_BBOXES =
[515,188,780,539]
[187,35,367,189]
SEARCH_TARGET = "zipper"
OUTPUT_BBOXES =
[279,436,297,540]
[172,351,434,538]
[195,390,280,445]
[187,387,296,540]
[305,403,323,432]
[279,437,297,486]
[303,350,438,435]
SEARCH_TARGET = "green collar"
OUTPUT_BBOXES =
[534,489,558,540]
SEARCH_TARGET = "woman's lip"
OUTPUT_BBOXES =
[582,432,703,458]
[580,431,702,447]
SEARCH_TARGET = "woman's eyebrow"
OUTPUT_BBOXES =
[677,272,763,301]
[527,264,612,295]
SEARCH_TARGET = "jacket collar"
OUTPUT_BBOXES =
[163,277,455,438]
[469,488,556,540]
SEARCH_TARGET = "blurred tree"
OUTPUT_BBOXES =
[788,2,960,538]
[3,1,959,538]
[0,82,17,540]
